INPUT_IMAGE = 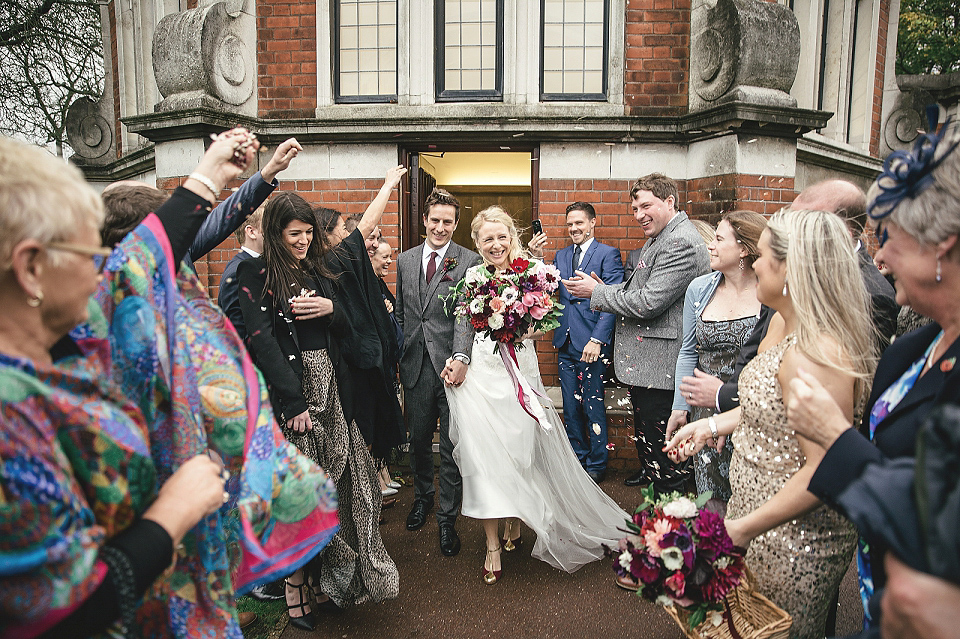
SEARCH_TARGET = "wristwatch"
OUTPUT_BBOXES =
[452,353,470,365]
[589,337,604,345]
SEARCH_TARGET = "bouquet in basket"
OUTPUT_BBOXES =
[444,257,564,350]
[611,485,746,630]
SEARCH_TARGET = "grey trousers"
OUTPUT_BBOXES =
[404,350,462,525]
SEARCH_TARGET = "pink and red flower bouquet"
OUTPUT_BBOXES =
[610,485,746,629]
[445,257,564,348]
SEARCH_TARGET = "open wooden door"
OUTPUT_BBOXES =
[403,153,437,251]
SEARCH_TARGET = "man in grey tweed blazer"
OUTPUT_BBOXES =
[395,188,481,557]
[563,173,709,494]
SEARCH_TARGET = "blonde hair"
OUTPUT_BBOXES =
[470,205,528,265]
[690,219,715,245]
[234,205,265,244]
[0,137,104,270]
[767,208,877,402]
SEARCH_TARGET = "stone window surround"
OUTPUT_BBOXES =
[788,0,881,153]
[315,0,625,117]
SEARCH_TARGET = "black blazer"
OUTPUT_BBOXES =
[811,322,960,502]
[236,257,354,423]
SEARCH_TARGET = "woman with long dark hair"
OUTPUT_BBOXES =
[238,192,398,630]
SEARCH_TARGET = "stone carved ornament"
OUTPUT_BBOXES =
[65,95,115,161]
[691,0,800,109]
[152,0,254,112]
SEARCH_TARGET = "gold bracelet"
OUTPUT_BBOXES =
[708,416,719,440]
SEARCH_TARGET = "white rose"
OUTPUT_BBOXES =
[488,313,505,330]
[465,266,488,285]
[662,496,698,519]
[618,550,633,571]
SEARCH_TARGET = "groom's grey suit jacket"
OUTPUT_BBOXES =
[589,212,710,391]
[395,241,482,389]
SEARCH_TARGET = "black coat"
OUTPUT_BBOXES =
[236,256,355,424]
[809,322,960,589]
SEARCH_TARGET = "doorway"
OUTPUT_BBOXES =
[401,148,538,252]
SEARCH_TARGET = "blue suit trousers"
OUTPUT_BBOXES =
[558,340,609,473]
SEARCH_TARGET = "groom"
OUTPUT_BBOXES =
[395,188,481,556]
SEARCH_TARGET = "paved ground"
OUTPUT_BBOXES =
[275,469,864,639]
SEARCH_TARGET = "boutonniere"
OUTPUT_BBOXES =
[942,357,956,373]
[443,257,458,272]
[638,258,647,269]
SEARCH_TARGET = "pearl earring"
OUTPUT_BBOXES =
[936,257,942,283]
[782,282,788,296]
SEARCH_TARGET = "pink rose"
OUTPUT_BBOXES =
[664,572,686,598]
[489,297,506,313]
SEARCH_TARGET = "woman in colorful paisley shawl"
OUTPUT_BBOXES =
[0,131,338,639]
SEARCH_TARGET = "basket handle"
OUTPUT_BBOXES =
[723,598,744,639]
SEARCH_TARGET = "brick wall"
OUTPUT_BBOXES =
[107,0,121,158]
[257,0,317,118]
[623,0,691,116]
[683,174,797,222]
[870,0,891,156]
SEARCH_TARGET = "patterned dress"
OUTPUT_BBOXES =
[689,314,757,501]
[727,334,857,639]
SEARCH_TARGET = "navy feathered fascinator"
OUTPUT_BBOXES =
[869,105,959,232]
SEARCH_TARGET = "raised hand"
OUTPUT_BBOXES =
[385,164,408,189]
[261,137,303,183]
[188,128,260,201]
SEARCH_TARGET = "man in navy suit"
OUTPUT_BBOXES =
[553,202,624,483]
[217,205,264,340]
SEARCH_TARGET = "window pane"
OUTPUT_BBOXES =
[583,71,602,93]
[543,70,562,93]
[358,71,379,94]
[445,69,461,90]
[462,1,480,21]
[340,50,358,72]
[446,0,460,22]
[543,47,563,71]
[462,23,481,46]
[462,69,482,90]
[543,0,564,22]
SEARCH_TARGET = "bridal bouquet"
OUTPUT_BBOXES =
[611,486,746,630]
[445,257,564,348]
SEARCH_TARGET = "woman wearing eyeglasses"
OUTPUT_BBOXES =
[0,132,338,638]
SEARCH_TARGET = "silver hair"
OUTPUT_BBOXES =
[0,136,104,270]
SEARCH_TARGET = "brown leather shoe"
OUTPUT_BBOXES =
[238,610,257,630]
[616,574,640,592]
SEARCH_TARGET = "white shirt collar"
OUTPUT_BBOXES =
[575,237,595,254]
[423,242,451,270]
[241,246,261,258]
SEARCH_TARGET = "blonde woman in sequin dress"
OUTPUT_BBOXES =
[665,208,877,639]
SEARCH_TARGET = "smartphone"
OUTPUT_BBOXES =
[531,219,544,235]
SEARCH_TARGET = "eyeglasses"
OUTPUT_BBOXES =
[47,241,114,274]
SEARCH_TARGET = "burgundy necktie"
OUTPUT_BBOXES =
[425,251,438,283]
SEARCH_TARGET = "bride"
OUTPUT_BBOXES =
[442,205,629,584]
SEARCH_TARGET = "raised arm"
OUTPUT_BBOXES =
[188,138,301,260]
[356,165,407,240]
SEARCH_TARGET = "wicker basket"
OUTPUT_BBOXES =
[663,567,792,639]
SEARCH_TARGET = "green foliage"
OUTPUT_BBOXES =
[897,0,960,75]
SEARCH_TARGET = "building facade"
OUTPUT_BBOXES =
[69,0,935,463]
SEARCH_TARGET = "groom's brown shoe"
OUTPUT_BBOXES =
[406,501,432,530]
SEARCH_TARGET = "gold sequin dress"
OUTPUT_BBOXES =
[727,334,857,639]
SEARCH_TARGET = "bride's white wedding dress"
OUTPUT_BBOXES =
[446,332,629,573]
